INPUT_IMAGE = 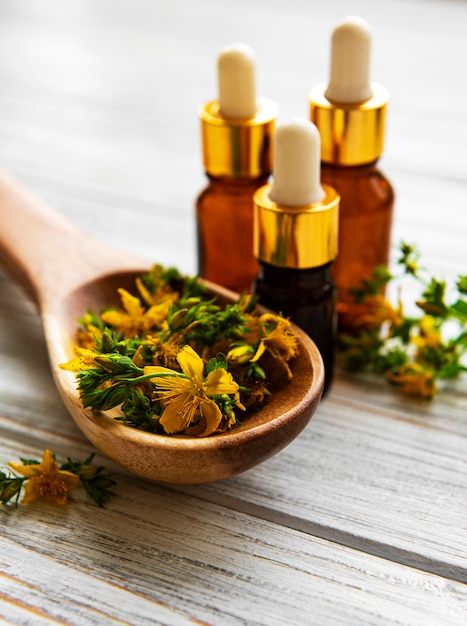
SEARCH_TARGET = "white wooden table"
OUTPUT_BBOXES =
[1,1,466,624]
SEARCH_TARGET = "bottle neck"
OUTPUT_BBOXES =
[321,159,380,171]
[257,260,335,287]
[205,173,270,191]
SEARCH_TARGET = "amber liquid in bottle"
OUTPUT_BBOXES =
[320,161,394,332]
[253,261,337,393]
[196,174,269,293]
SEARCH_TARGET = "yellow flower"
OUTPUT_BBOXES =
[101,288,171,338]
[75,312,103,349]
[9,450,80,505]
[59,347,98,372]
[135,275,179,308]
[347,294,403,331]
[144,345,239,437]
[413,315,442,356]
[386,363,437,399]
[146,334,184,370]
[246,314,298,378]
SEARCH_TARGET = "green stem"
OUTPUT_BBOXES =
[121,371,189,386]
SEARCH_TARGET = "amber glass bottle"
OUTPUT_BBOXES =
[319,162,394,330]
[309,16,394,332]
[196,44,278,293]
[197,175,270,291]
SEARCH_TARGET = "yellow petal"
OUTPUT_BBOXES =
[250,341,266,363]
[143,365,177,378]
[8,461,41,478]
[20,478,43,504]
[198,398,222,437]
[100,310,129,328]
[119,288,144,318]
[160,394,195,434]
[145,303,170,326]
[177,345,204,381]
[57,470,80,491]
[204,369,239,396]
[59,348,97,372]
[136,276,154,306]
[40,449,57,472]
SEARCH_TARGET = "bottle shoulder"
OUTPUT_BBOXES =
[320,162,394,207]
[198,175,269,194]
[196,176,270,209]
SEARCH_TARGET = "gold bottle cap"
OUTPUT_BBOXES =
[309,82,388,165]
[200,43,278,178]
[309,17,389,165]
[254,119,339,269]
[253,183,339,269]
[200,96,278,178]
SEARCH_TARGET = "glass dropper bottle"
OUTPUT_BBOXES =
[309,16,394,333]
[253,119,340,392]
[196,43,278,293]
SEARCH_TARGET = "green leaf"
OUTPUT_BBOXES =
[78,309,105,332]
[417,277,447,316]
[0,473,24,505]
[449,299,467,320]
[397,241,421,276]
[206,353,228,373]
[80,381,132,412]
[457,275,467,295]
[439,362,467,379]
[245,362,266,381]
[350,265,393,302]
[119,389,157,431]
[94,353,142,374]
[60,456,116,508]
[391,317,419,344]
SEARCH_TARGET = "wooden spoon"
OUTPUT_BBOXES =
[0,168,324,484]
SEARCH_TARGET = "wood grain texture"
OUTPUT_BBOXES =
[0,0,466,623]
[2,438,467,626]
[178,371,467,581]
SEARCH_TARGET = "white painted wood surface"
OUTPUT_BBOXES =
[0,0,466,624]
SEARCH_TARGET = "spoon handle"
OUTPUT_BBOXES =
[0,168,142,309]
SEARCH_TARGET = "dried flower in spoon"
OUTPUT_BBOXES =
[60,265,299,437]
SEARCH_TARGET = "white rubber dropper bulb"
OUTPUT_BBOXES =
[218,43,257,118]
[324,15,373,104]
[269,119,325,207]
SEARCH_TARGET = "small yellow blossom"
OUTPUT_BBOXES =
[59,348,98,372]
[346,294,403,331]
[144,345,239,437]
[9,450,80,505]
[101,289,171,338]
[413,316,442,356]
[76,326,102,350]
[386,363,437,399]
[146,334,183,370]
[245,314,298,378]
[135,275,179,308]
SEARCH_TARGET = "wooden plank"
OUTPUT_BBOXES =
[177,371,467,582]
[1,438,467,626]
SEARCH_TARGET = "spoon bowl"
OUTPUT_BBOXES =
[0,169,324,484]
